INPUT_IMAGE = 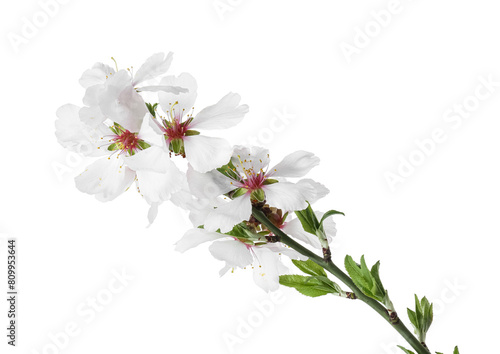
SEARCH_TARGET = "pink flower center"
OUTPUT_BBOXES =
[114,130,139,151]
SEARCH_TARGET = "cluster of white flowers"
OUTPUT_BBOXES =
[56,52,335,292]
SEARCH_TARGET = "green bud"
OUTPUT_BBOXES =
[250,188,266,202]
[170,139,184,154]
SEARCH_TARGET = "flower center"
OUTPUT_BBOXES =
[100,122,150,156]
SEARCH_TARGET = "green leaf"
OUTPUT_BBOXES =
[453,346,460,354]
[292,259,327,277]
[397,346,416,354]
[318,209,345,230]
[344,255,386,302]
[295,203,320,234]
[279,275,341,298]
[407,294,434,343]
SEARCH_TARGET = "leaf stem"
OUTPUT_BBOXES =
[252,207,431,354]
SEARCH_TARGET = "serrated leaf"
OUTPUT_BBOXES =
[344,255,385,302]
[279,275,330,297]
[279,275,341,298]
[292,259,327,277]
[397,346,416,354]
[408,294,434,343]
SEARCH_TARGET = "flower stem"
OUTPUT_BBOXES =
[251,207,431,354]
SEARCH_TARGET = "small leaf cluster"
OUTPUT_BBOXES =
[279,259,345,298]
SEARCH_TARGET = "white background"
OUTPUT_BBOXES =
[1,0,499,353]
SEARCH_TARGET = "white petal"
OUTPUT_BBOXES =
[133,52,173,86]
[79,105,106,128]
[79,62,115,88]
[296,179,330,204]
[158,73,198,117]
[175,228,225,253]
[75,156,135,202]
[190,93,249,130]
[186,165,235,199]
[147,203,159,226]
[209,240,253,268]
[263,182,308,212]
[230,145,270,176]
[138,85,188,94]
[269,151,319,178]
[99,70,146,132]
[55,104,105,157]
[184,135,232,173]
[282,218,321,249]
[252,247,282,292]
[265,244,309,261]
[219,263,232,277]
[124,146,172,173]
[205,194,252,233]
[134,161,184,204]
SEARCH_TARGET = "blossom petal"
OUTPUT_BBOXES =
[230,145,270,176]
[75,156,135,202]
[124,146,171,173]
[175,228,226,253]
[133,52,173,86]
[79,62,115,88]
[205,194,252,233]
[269,151,319,178]
[252,247,282,292]
[184,135,232,173]
[263,182,308,211]
[190,93,249,130]
[55,104,105,157]
[79,105,106,128]
[296,179,330,204]
[209,240,253,268]
[186,165,235,200]
[98,70,147,132]
[158,73,198,117]
[135,163,184,204]
[282,218,322,249]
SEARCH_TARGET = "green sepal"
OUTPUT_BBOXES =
[107,143,119,151]
[136,140,151,150]
[185,130,200,136]
[453,346,460,354]
[231,188,248,198]
[397,346,416,354]
[146,102,158,117]
[225,223,257,242]
[217,162,240,180]
[292,259,327,277]
[263,178,279,185]
[250,188,266,202]
[170,138,183,154]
